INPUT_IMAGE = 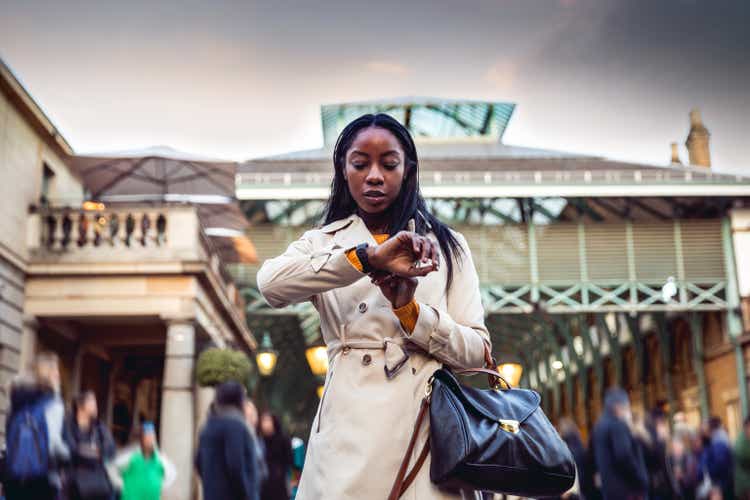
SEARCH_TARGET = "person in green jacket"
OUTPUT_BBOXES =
[113,422,176,500]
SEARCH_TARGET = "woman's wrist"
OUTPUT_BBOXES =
[365,245,384,271]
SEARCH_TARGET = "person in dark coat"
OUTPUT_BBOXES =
[257,411,292,500]
[701,416,734,500]
[3,352,70,500]
[592,388,648,500]
[63,391,116,500]
[559,417,597,500]
[638,409,677,500]
[195,381,259,500]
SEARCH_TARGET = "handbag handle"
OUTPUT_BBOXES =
[455,342,511,390]
[453,367,512,390]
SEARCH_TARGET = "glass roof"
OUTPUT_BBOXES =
[321,97,515,146]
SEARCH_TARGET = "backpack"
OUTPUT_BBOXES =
[5,396,51,481]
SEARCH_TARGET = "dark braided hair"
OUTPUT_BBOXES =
[322,113,465,290]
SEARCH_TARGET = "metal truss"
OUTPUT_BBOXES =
[482,280,728,314]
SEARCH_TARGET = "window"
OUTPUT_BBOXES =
[40,163,55,206]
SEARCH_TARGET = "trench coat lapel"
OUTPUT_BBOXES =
[330,214,376,249]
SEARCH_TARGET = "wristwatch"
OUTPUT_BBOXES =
[355,243,375,274]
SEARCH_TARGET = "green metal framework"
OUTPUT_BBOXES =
[321,99,515,145]
[238,212,746,424]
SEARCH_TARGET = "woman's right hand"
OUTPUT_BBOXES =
[368,231,439,277]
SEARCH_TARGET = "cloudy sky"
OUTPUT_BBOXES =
[1,0,748,173]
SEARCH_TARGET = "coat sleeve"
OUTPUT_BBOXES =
[224,423,257,500]
[160,451,178,490]
[46,398,70,462]
[404,231,490,369]
[610,421,648,488]
[256,230,366,308]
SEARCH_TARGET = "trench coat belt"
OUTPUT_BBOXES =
[327,337,410,379]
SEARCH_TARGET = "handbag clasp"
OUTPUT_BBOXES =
[498,419,520,434]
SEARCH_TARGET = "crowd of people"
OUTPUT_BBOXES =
[1,352,296,500]
[558,387,750,500]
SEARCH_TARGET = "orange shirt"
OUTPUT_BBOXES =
[346,234,419,332]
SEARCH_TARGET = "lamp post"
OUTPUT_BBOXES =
[256,332,278,377]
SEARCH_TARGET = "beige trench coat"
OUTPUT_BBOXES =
[257,213,491,499]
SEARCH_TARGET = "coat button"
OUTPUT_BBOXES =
[358,302,368,313]
[362,354,372,366]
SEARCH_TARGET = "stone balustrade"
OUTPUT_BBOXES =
[37,207,168,250]
[27,203,247,313]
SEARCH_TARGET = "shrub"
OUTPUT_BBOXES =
[196,348,253,388]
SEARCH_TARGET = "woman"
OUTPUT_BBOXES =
[257,113,491,499]
[63,391,116,500]
[245,400,268,499]
[257,411,292,500]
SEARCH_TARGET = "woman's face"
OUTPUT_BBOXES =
[84,395,98,419]
[244,400,259,428]
[343,126,406,214]
[260,413,275,436]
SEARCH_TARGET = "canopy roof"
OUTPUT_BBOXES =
[72,146,236,200]
[72,146,257,264]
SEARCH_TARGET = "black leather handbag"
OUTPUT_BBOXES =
[389,351,576,499]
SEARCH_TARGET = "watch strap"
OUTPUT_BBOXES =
[355,243,373,274]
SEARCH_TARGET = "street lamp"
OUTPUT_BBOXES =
[256,332,278,377]
[305,343,329,377]
[497,362,523,387]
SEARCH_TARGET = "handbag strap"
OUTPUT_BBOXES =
[387,396,430,500]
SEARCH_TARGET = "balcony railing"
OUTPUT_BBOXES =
[27,203,243,308]
[37,208,168,250]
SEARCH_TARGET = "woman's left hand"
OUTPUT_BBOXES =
[371,273,418,309]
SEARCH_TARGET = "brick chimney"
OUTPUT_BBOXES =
[685,109,711,168]
[670,142,682,164]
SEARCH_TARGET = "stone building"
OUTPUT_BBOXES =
[0,58,255,500]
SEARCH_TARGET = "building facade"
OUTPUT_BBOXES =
[0,58,254,500]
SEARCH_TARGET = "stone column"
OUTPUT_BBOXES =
[160,320,196,500]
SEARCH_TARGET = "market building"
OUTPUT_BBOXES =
[237,98,750,441]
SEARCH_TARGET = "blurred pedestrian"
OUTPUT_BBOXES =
[111,421,176,500]
[670,432,700,500]
[592,388,648,500]
[258,411,292,500]
[245,400,268,497]
[559,418,595,500]
[64,391,116,500]
[701,417,734,500]
[640,409,677,500]
[196,381,259,500]
[735,417,750,500]
[4,352,69,500]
